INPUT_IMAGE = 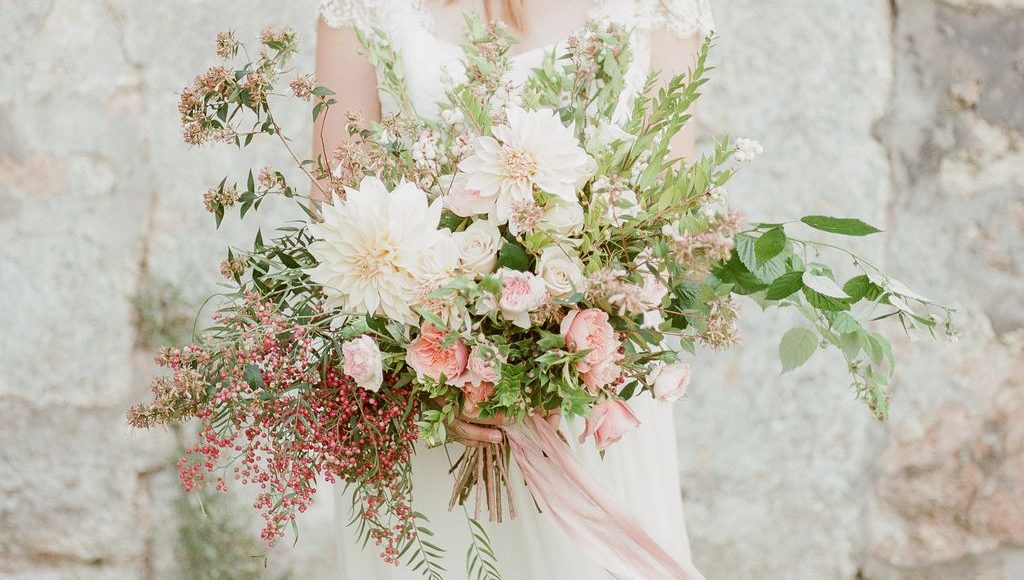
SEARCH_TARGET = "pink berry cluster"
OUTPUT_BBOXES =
[130,294,421,558]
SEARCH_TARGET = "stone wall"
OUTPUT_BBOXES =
[0,1,1020,578]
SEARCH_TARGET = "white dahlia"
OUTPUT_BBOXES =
[459,107,595,223]
[308,176,446,324]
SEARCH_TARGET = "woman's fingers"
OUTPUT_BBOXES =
[460,403,512,426]
[450,418,504,444]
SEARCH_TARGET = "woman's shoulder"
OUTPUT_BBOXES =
[595,0,714,38]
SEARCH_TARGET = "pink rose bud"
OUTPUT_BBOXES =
[406,324,469,385]
[578,399,639,451]
[342,335,384,391]
[649,362,691,403]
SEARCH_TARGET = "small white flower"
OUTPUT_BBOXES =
[342,335,384,392]
[734,138,763,162]
[459,107,596,224]
[536,246,587,298]
[454,219,502,276]
[411,130,439,168]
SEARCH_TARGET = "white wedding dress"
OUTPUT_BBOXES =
[319,1,714,578]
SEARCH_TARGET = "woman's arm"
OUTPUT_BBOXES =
[649,30,702,161]
[312,20,382,202]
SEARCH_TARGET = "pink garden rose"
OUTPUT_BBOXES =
[463,381,496,405]
[581,357,623,394]
[649,362,691,402]
[578,399,639,451]
[467,347,500,384]
[406,324,469,385]
[497,268,547,328]
[560,308,620,373]
[342,335,384,391]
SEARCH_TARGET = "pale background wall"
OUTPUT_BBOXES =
[0,1,1021,579]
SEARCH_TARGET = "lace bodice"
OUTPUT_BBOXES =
[318,0,714,117]
[320,0,713,38]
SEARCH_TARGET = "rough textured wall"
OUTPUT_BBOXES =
[0,1,1020,579]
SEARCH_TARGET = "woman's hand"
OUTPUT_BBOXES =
[450,404,510,447]
[449,404,562,447]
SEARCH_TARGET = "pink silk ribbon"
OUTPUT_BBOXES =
[504,414,706,580]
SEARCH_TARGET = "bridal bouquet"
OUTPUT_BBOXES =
[129,19,955,578]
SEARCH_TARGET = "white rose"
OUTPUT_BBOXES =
[496,268,547,328]
[649,362,691,403]
[536,246,586,298]
[539,200,584,238]
[454,219,502,276]
[342,335,384,391]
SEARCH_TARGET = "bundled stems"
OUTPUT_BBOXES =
[448,441,517,523]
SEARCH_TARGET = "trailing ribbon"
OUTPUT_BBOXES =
[504,414,705,580]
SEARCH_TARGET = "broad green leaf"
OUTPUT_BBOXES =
[800,215,882,236]
[754,227,786,265]
[736,235,786,283]
[496,242,531,272]
[802,287,851,311]
[802,272,848,299]
[779,327,819,372]
[765,270,804,300]
[826,311,861,334]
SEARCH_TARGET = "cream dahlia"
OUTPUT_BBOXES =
[307,176,446,324]
[459,107,595,223]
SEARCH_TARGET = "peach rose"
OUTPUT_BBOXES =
[463,381,495,405]
[560,308,619,373]
[406,324,469,384]
[649,362,691,403]
[578,399,639,451]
